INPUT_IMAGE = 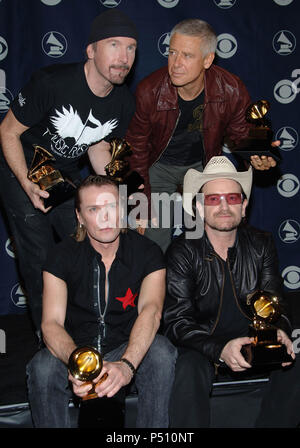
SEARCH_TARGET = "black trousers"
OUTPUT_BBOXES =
[0,157,78,330]
[169,348,215,428]
[169,347,300,428]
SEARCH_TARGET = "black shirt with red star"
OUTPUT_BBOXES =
[43,229,165,355]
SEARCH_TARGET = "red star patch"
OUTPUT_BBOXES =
[116,288,137,310]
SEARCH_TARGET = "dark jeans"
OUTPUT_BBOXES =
[0,158,77,330]
[169,347,300,428]
[145,161,203,253]
[26,334,177,428]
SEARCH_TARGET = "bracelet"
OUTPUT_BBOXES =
[120,358,136,377]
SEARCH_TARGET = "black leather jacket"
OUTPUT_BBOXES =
[163,224,291,364]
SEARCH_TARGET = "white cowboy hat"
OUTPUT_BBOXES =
[183,156,253,216]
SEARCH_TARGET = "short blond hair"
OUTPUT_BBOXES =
[171,19,217,56]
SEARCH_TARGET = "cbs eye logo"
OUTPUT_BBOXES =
[0,36,8,61]
[216,33,237,59]
[40,0,62,5]
[277,174,299,197]
[213,0,236,8]
[156,0,180,7]
[99,0,122,6]
[274,79,297,104]
[273,0,293,5]
[282,266,300,290]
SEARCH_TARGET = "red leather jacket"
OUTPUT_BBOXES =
[126,64,252,200]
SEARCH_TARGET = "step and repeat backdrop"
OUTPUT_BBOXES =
[0,0,299,314]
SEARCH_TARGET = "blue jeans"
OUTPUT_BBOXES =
[0,156,78,330]
[26,334,177,428]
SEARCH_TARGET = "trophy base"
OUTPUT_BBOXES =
[78,395,125,428]
[234,138,281,163]
[43,178,77,208]
[111,171,144,197]
[81,373,109,401]
[124,171,144,197]
[241,343,293,367]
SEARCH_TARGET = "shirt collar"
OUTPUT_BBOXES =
[84,231,130,269]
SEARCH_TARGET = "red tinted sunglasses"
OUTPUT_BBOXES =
[204,193,243,206]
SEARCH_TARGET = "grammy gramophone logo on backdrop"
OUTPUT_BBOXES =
[273,30,296,55]
[0,69,13,114]
[276,127,298,151]
[42,31,67,58]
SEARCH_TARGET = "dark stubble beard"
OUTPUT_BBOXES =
[205,211,242,232]
[109,64,130,84]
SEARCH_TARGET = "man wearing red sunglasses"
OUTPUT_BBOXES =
[163,156,298,428]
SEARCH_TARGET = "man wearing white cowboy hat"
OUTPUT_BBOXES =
[163,155,296,428]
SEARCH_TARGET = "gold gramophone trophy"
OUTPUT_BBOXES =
[69,346,125,428]
[68,346,107,401]
[241,290,293,366]
[27,145,76,208]
[105,138,144,196]
[234,100,281,162]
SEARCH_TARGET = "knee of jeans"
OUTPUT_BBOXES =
[26,349,64,385]
[147,335,178,370]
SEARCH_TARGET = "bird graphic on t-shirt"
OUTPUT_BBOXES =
[50,105,118,145]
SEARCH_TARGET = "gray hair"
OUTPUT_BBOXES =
[170,19,217,56]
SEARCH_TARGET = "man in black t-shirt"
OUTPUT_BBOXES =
[26,175,177,428]
[0,10,138,331]
[164,156,298,428]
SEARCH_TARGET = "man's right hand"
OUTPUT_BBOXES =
[220,337,253,371]
[68,372,93,399]
[23,180,51,213]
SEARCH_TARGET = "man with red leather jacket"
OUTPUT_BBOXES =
[126,18,277,252]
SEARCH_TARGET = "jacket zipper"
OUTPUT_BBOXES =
[210,253,225,375]
[201,104,206,166]
[210,253,225,335]
[96,263,108,353]
[227,258,251,321]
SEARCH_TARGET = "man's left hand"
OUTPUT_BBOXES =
[250,140,280,170]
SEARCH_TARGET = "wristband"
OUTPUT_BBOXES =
[120,358,136,376]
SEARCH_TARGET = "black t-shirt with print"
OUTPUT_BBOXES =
[159,91,204,166]
[43,230,165,355]
[10,62,135,180]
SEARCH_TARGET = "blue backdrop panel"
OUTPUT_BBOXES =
[0,0,299,314]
